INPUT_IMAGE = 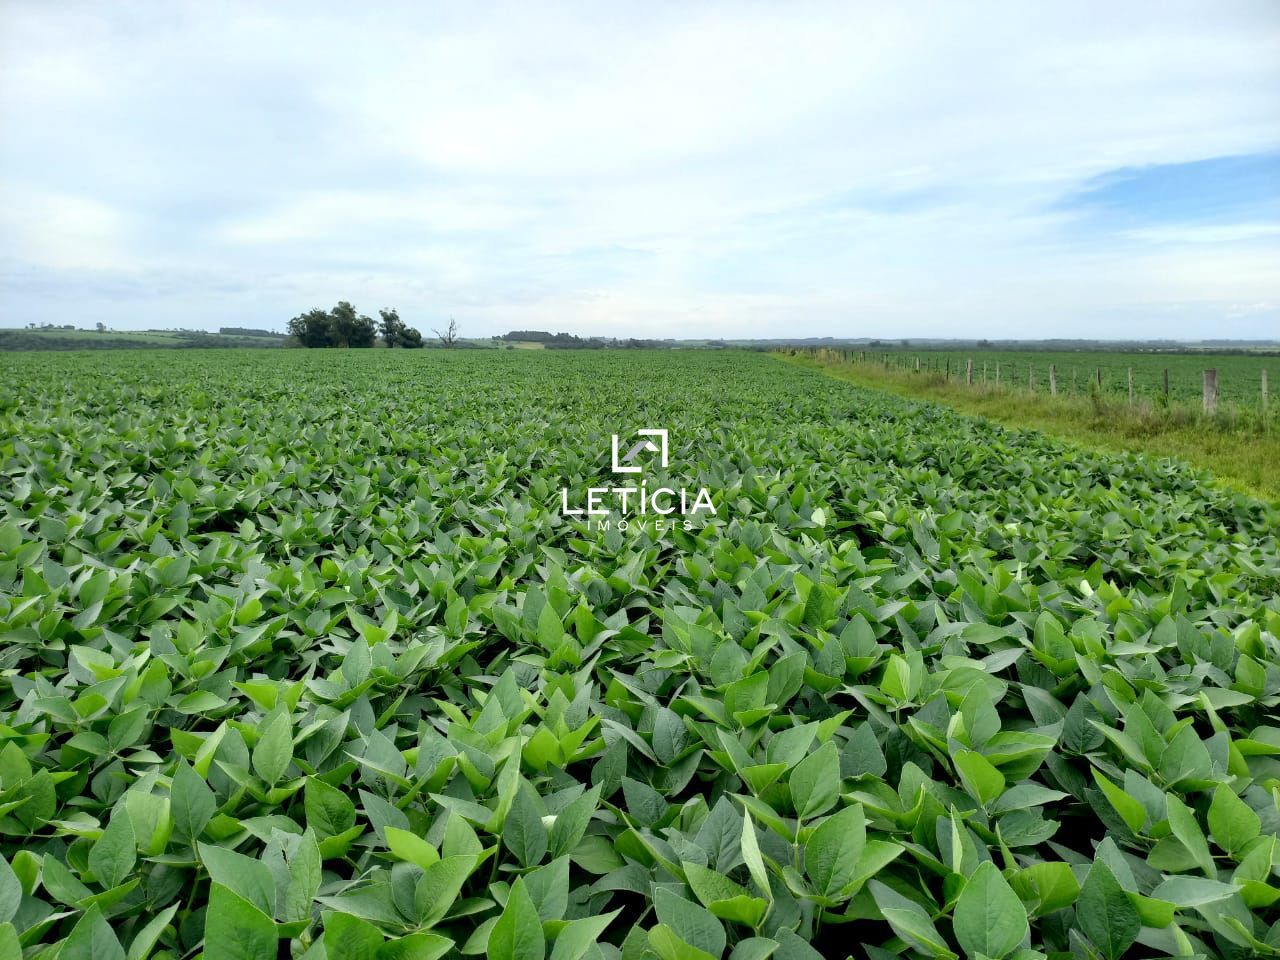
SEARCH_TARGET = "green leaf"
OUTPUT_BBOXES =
[198,841,277,917]
[524,856,570,922]
[1077,861,1140,960]
[1011,861,1079,917]
[987,783,1067,816]
[1165,794,1215,877]
[284,829,322,922]
[1207,785,1261,856]
[60,905,126,960]
[549,786,599,858]
[954,749,1005,806]
[647,925,717,960]
[415,855,476,927]
[252,713,293,786]
[549,911,621,960]
[205,883,277,960]
[386,826,440,871]
[1092,769,1145,834]
[487,877,544,960]
[306,776,357,839]
[0,856,19,925]
[654,888,726,959]
[805,803,865,898]
[789,741,840,819]
[504,782,549,867]
[1149,876,1241,907]
[324,911,384,960]
[683,861,767,927]
[378,933,453,960]
[953,861,1028,959]
[880,654,917,702]
[870,880,955,959]
[740,811,771,897]
[172,758,217,842]
[89,809,136,889]
[126,903,180,960]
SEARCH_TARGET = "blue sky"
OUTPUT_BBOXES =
[1,1,1278,340]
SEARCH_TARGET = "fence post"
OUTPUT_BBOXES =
[915,356,920,372]
[946,358,950,380]
[1163,368,1169,401]
[966,358,973,385]
[1096,368,1102,390]
[1127,367,1133,406]
[982,361,987,383]
[1203,369,1218,414]
[1263,369,1269,411]
[1049,363,1057,396]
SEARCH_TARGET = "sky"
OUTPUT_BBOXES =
[1,1,1278,340]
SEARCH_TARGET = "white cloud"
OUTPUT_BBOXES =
[0,185,131,271]
[1,0,1278,336]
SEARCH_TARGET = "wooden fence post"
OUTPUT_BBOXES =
[1262,370,1268,412]
[1096,368,1102,390]
[1049,364,1057,396]
[982,361,987,383]
[1127,367,1133,406]
[1203,369,1218,414]
[1163,368,1169,402]
[915,356,920,372]
[966,359,973,385]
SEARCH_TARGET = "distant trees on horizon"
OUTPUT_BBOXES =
[496,330,679,349]
[287,302,425,348]
[220,326,285,338]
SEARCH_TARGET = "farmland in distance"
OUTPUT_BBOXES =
[1,348,1278,959]
[840,349,1276,407]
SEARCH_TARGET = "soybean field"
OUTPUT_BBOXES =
[0,348,1278,960]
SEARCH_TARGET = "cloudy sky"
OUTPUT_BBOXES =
[1,1,1278,339]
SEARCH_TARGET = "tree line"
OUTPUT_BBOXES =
[495,330,683,349]
[287,303,443,348]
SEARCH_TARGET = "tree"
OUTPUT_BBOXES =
[433,316,459,348]
[96,322,106,333]
[288,302,403,348]
[328,301,376,347]
[379,308,405,347]
[288,308,334,347]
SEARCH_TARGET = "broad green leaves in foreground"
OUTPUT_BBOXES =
[0,348,1278,959]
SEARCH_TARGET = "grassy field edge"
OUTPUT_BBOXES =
[782,353,1280,502]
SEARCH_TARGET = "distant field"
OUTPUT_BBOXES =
[850,348,1275,406]
[3,329,187,343]
[0,328,285,350]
